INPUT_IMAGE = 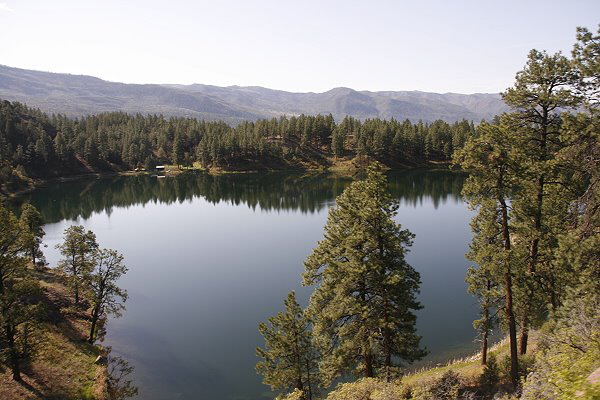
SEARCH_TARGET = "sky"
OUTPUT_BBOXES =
[0,0,598,94]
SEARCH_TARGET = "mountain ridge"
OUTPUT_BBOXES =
[0,64,508,124]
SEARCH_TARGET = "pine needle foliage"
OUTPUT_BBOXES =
[303,161,426,384]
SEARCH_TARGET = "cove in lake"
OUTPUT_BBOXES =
[13,170,489,400]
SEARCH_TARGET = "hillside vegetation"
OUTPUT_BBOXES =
[0,267,107,400]
[0,100,476,194]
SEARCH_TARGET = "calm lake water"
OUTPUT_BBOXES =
[13,170,482,400]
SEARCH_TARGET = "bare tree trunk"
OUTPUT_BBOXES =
[481,279,491,365]
[498,171,519,388]
[521,175,544,356]
[482,329,489,366]
[88,307,100,344]
[519,315,529,355]
[504,269,519,388]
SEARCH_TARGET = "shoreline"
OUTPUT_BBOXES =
[3,160,454,198]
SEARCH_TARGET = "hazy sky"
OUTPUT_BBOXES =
[1,0,598,93]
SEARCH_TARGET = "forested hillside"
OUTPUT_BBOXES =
[0,101,476,194]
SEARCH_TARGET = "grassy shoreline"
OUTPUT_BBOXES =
[2,159,454,199]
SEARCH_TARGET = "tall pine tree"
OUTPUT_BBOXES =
[303,162,425,383]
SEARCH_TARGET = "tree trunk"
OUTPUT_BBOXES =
[481,279,491,365]
[384,328,392,382]
[31,245,36,266]
[521,109,549,355]
[481,329,488,366]
[519,317,529,355]
[6,324,21,381]
[364,352,374,378]
[88,308,99,344]
[521,174,544,355]
[504,270,519,388]
[498,171,519,388]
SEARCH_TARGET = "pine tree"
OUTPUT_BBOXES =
[172,131,184,166]
[503,49,581,354]
[454,122,521,387]
[256,291,320,400]
[0,203,42,381]
[303,162,425,384]
[56,225,98,305]
[19,203,46,267]
[87,249,128,344]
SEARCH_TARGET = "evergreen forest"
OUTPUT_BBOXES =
[0,22,598,400]
[0,101,475,194]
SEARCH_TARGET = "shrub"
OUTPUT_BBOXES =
[479,354,500,395]
[325,378,406,400]
[411,370,464,400]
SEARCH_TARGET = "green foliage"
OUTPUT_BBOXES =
[326,377,406,400]
[571,25,600,104]
[56,225,98,305]
[410,370,466,400]
[0,279,44,374]
[430,370,462,400]
[256,291,320,400]
[87,248,128,344]
[19,203,46,267]
[303,162,425,384]
[521,278,600,400]
[0,98,476,188]
[0,202,43,381]
[479,354,500,395]
[276,388,305,400]
[455,25,600,393]
[455,121,521,387]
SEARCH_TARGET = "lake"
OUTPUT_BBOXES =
[13,170,482,400]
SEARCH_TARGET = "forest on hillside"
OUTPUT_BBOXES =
[0,100,476,194]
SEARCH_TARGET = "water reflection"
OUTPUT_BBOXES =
[14,169,466,223]
[10,169,472,400]
[106,347,139,400]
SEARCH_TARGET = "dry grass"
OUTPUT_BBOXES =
[402,332,539,387]
[0,268,107,400]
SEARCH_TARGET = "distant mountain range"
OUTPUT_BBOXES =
[0,64,508,124]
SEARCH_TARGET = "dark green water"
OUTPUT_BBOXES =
[13,170,482,400]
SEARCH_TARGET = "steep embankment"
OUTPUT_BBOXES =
[0,268,107,400]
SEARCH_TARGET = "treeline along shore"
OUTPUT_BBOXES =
[0,97,476,195]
